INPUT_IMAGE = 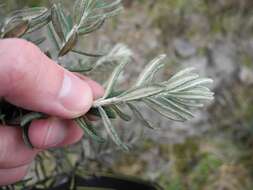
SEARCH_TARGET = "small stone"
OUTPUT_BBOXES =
[174,38,197,58]
[239,66,253,85]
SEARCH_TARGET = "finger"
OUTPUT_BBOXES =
[0,126,38,169]
[29,117,83,149]
[0,39,98,119]
[0,165,29,186]
[75,73,104,100]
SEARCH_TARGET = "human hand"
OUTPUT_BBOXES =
[0,39,104,185]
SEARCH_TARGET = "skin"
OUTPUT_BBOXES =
[0,39,104,186]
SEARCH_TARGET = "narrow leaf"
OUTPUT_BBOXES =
[98,106,128,151]
[111,105,131,121]
[169,78,214,92]
[117,85,164,102]
[169,67,196,81]
[3,19,29,38]
[72,49,104,57]
[103,60,128,99]
[159,97,194,120]
[75,117,105,143]
[127,103,154,129]
[51,4,65,41]
[144,98,186,121]
[58,27,78,57]
[135,54,166,87]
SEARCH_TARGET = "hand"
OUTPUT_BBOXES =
[0,39,104,185]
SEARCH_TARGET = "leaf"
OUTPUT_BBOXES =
[73,0,89,25]
[159,97,194,120]
[51,4,65,41]
[87,6,123,20]
[75,117,105,143]
[6,7,48,21]
[51,3,73,42]
[111,105,131,121]
[169,78,214,92]
[117,85,165,102]
[98,106,128,151]
[169,98,204,108]
[3,19,29,38]
[21,113,46,148]
[169,67,196,81]
[22,125,33,148]
[58,27,78,57]
[135,54,166,87]
[164,74,200,91]
[20,113,46,127]
[144,98,186,121]
[127,103,154,129]
[103,60,128,99]
[166,93,214,100]
[77,17,105,35]
[71,49,104,57]
[27,9,51,33]
[88,106,117,119]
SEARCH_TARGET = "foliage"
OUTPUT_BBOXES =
[0,0,215,189]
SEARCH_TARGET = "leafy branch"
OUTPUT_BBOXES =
[0,0,214,151]
[82,55,214,150]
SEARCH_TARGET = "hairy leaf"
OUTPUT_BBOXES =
[127,103,154,129]
[98,106,128,151]
[135,54,166,87]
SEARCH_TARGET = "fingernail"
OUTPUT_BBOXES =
[59,72,93,117]
[43,118,67,147]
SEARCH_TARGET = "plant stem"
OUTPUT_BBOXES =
[92,97,119,108]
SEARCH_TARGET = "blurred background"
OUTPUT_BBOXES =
[4,0,253,189]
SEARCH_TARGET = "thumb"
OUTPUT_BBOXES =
[0,39,93,118]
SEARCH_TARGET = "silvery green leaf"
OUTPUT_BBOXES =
[47,23,60,50]
[170,98,204,108]
[3,19,29,38]
[95,0,122,10]
[58,27,78,57]
[76,0,95,27]
[159,97,194,120]
[88,6,123,20]
[117,85,165,102]
[77,17,105,35]
[103,60,128,99]
[27,10,51,33]
[144,98,186,121]
[169,89,214,97]
[73,0,87,24]
[98,106,128,151]
[166,93,214,100]
[127,103,154,129]
[111,105,131,121]
[168,78,213,92]
[135,54,166,87]
[169,67,196,81]
[94,44,133,69]
[72,49,104,57]
[75,117,105,143]
[164,74,200,90]
[52,3,73,42]
[51,4,65,41]
[6,7,48,22]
